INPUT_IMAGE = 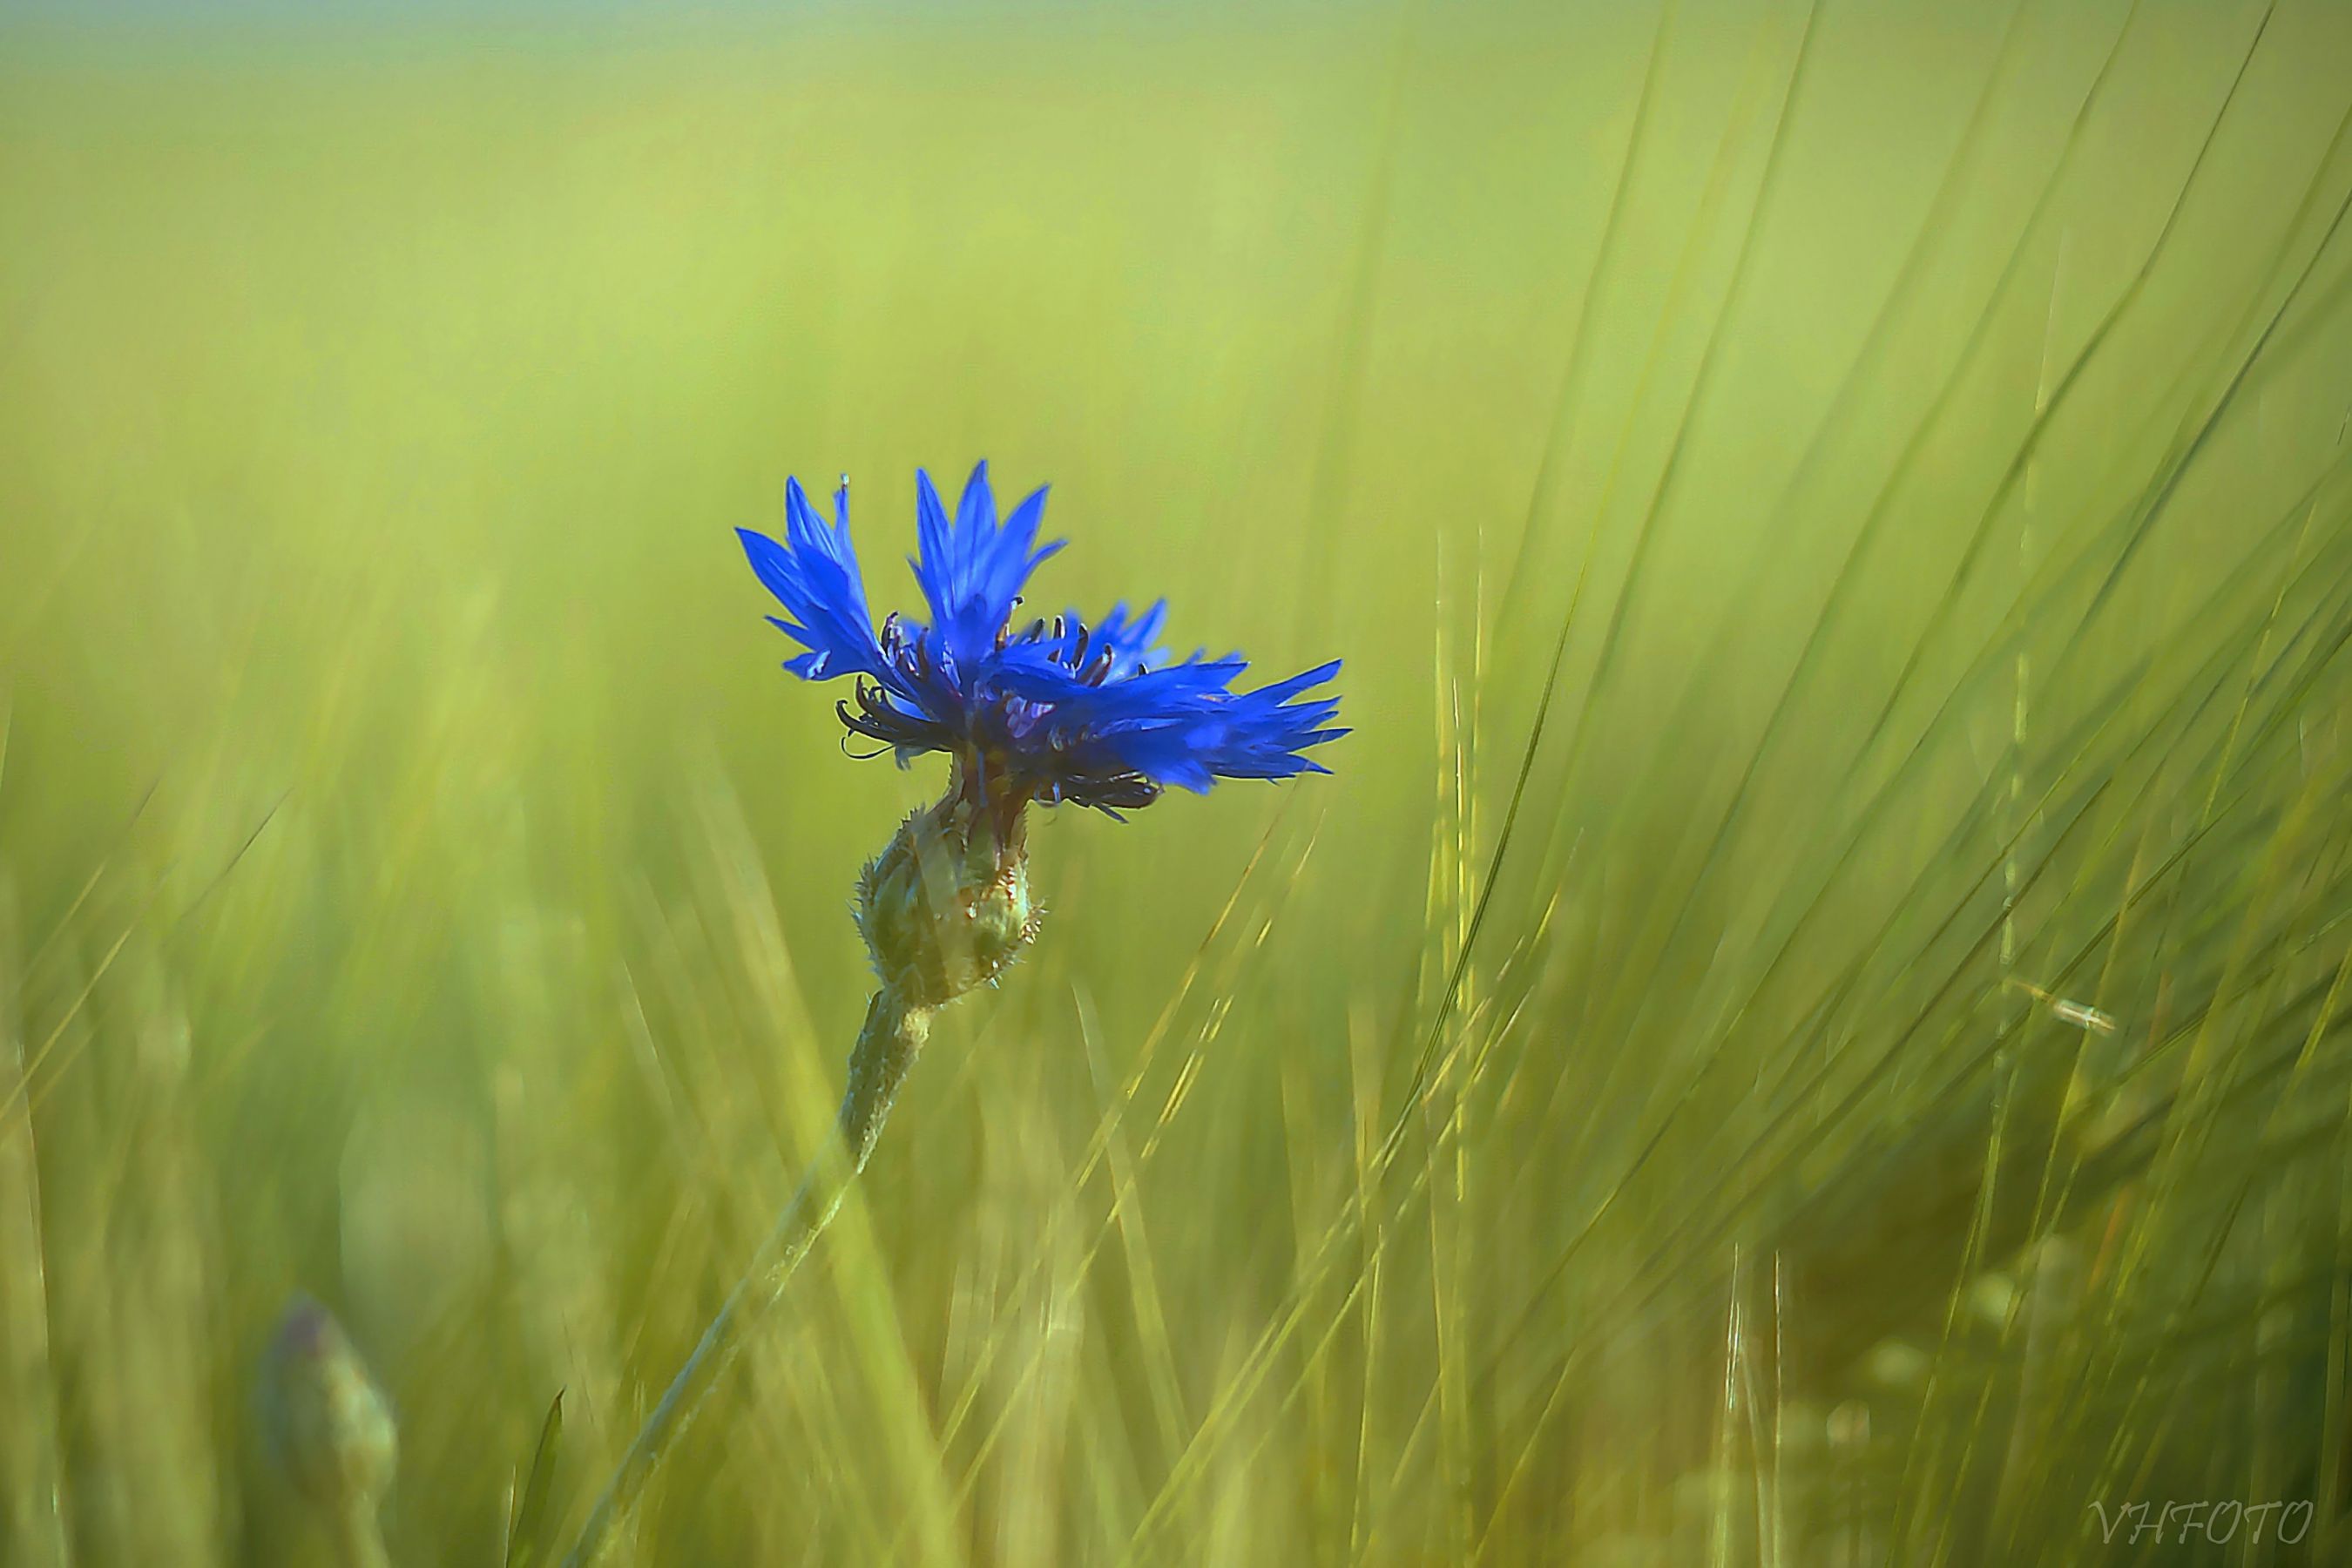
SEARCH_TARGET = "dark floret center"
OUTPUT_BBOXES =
[831,611,1164,816]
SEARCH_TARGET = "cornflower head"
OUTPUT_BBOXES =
[738,461,1344,1004]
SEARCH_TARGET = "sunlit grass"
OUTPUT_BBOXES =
[3,2,2352,1563]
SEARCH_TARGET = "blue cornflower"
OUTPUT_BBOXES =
[558,464,1341,1568]
[739,463,1346,816]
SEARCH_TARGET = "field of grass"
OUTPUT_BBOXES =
[4,1,2352,1562]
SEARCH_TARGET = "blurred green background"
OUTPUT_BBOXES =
[5,0,2352,1562]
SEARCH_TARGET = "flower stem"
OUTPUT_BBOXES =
[333,1501,391,1568]
[558,991,933,1567]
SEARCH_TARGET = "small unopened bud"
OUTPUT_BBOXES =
[1826,1400,1871,1449]
[857,762,1037,1007]
[257,1294,398,1524]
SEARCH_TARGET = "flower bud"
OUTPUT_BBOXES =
[857,765,1037,1007]
[256,1293,398,1519]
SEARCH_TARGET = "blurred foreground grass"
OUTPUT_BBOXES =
[5,1,2352,1562]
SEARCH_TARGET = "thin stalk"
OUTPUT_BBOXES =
[558,992,933,1567]
[333,1503,391,1568]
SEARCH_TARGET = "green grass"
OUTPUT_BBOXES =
[3,2,2352,1562]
